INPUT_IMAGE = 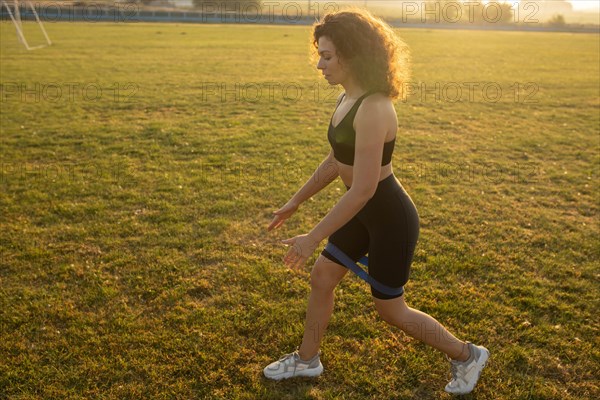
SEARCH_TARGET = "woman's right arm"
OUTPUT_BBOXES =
[268,92,344,231]
[290,149,339,206]
[268,150,339,231]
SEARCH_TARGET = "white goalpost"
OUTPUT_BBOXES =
[1,0,52,50]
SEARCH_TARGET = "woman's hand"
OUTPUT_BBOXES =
[281,234,320,270]
[267,201,299,231]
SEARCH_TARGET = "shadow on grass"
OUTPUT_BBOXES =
[260,375,321,400]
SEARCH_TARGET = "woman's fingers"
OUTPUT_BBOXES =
[290,254,306,270]
[268,204,298,231]
[268,210,292,231]
[282,241,307,269]
[268,216,287,230]
[283,242,296,262]
[267,215,284,231]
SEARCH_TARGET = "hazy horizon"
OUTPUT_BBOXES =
[171,0,599,13]
[167,0,599,23]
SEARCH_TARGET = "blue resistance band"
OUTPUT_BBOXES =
[324,242,404,297]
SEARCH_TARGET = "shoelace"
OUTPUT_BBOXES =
[449,360,459,381]
[275,352,298,375]
[446,354,463,383]
[278,352,296,363]
[279,350,320,368]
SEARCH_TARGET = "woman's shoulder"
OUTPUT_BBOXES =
[361,91,394,110]
[365,90,390,102]
[356,91,397,124]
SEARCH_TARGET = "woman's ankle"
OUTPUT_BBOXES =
[452,342,471,362]
[298,348,319,362]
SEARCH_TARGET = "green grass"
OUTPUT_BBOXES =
[1,21,599,399]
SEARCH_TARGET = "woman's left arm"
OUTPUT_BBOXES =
[282,97,390,269]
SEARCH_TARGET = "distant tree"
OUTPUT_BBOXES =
[460,0,513,24]
[482,1,513,24]
[548,14,566,27]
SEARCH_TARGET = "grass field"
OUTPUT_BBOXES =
[0,20,599,399]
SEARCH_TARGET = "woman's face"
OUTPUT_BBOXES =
[317,36,348,85]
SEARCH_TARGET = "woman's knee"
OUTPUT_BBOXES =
[310,256,347,293]
[374,296,410,325]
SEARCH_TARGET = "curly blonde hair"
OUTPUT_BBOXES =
[310,7,411,101]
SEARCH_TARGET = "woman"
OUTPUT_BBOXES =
[263,8,489,395]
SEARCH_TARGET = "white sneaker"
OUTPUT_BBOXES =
[445,342,489,395]
[263,350,323,380]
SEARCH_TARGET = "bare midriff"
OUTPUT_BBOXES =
[337,161,393,188]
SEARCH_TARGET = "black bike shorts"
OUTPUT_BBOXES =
[321,173,420,300]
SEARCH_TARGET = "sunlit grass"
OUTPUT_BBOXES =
[1,21,598,399]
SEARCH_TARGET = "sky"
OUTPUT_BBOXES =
[568,1,600,11]
[509,1,599,12]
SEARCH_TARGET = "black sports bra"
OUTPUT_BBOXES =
[327,90,395,166]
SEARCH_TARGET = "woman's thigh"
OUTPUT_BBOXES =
[320,213,370,264]
[360,176,420,299]
[310,254,349,292]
